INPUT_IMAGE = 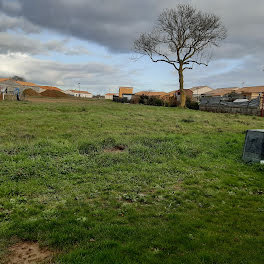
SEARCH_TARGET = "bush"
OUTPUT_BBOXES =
[147,96,164,106]
[113,97,128,103]
[186,98,199,110]
[130,95,140,104]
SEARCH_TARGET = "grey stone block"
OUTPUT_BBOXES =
[243,130,264,163]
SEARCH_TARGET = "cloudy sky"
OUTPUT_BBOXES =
[0,0,263,94]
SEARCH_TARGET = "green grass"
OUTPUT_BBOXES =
[0,99,264,263]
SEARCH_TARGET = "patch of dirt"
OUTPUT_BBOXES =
[7,241,53,264]
[104,145,126,153]
[27,97,98,103]
[23,89,40,97]
[40,89,68,98]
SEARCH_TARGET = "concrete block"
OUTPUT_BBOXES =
[243,129,264,163]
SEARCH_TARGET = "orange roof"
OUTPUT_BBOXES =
[135,91,168,96]
[0,78,9,82]
[16,81,39,86]
[204,87,239,96]
[40,86,62,91]
[238,86,264,93]
[164,89,193,97]
[70,89,91,94]
[119,87,133,97]
[105,93,118,96]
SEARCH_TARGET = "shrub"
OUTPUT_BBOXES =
[113,97,128,103]
[186,98,199,110]
[147,96,164,106]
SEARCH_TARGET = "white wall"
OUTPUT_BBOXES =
[105,94,114,100]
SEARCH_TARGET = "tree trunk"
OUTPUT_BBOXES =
[178,66,186,107]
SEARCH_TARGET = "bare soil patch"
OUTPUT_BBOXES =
[7,241,53,264]
[104,145,126,153]
[23,89,40,97]
[40,90,68,98]
[27,97,96,103]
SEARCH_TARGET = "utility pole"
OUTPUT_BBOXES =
[78,82,80,97]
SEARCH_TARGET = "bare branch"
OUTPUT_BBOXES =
[133,3,227,107]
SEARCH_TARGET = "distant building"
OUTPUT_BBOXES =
[119,87,133,97]
[65,89,93,98]
[0,78,42,94]
[122,93,134,101]
[163,89,193,101]
[0,78,63,95]
[237,86,264,100]
[135,91,167,97]
[190,86,213,101]
[203,87,240,97]
[105,93,118,100]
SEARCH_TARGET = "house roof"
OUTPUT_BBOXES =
[165,89,193,97]
[238,86,264,93]
[0,78,10,82]
[105,93,118,96]
[69,89,91,94]
[190,86,212,92]
[40,86,62,91]
[16,81,39,86]
[204,87,240,96]
[135,91,167,96]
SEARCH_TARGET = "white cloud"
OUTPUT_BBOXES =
[0,53,135,94]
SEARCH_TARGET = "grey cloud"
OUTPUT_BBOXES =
[1,0,21,14]
[0,12,40,33]
[0,0,179,52]
[0,0,263,61]
[0,32,90,55]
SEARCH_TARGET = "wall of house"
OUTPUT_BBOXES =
[105,95,114,100]
[193,87,212,96]
[122,94,133,100]
[80,93,92,98]
[0,80,42,94]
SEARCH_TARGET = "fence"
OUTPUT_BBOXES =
[200,96,263,116]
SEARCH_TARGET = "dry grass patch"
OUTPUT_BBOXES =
[7,241,54,264]
[104,145,126,153]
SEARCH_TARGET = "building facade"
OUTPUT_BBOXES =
[65,90,93,98]
[105,93,118,100]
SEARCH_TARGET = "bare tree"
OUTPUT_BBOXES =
[134,4,227,107]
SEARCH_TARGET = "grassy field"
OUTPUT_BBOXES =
[0,99,263,263]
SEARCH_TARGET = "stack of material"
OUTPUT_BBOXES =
[23,88,40,96]
[40,90,68,97]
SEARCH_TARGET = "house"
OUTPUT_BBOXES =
[0,78,64,95]
[105,93,118,100]
[0,78,42,94]
[65,89,93,98]
[135,91,167,97]
[190,86,213,101]
[203,87,240,97]
[122,93,134,101]
[162,89,193,101]
[119,87,133,97]
[237,86,264,100]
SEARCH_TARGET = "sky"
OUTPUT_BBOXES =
[0,0,264,94]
